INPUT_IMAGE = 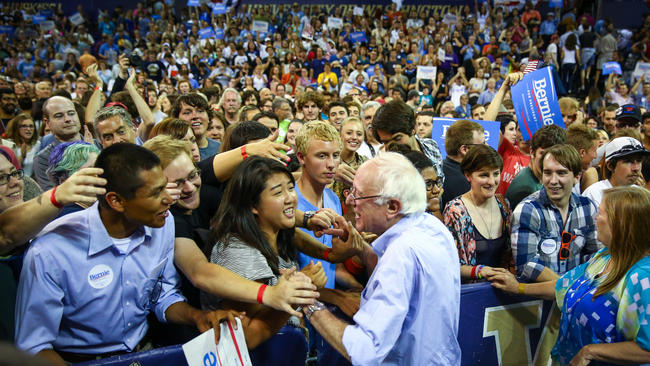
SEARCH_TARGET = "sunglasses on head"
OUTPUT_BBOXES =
[559,230,575,261]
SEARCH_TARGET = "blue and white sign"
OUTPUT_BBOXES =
[215,28,225,40]
[350,31,367,43]
[212,3,227,14]
[32,15,46,24]
[0,26,14,34]
[198,27,216,39]
[549,0,563,8]
[187,0,200,6]
[602,61,622,75]
[431,118,500,159]
[69,12,84,26]
[511,67,565,141]
[252,20,269,34]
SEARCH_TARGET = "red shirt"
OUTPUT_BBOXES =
[497,138,530,196]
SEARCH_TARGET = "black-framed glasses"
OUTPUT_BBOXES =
[348,187,383,204]
[0,170,24,185]
[559,230,575,261]
[172,168,201,188]
[425,179,442,191]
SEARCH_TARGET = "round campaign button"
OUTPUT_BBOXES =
[540,239,557,255]
[87,264,114,289]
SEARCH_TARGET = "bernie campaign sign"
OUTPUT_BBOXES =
[431,118,500,159]
[511,66,565,141]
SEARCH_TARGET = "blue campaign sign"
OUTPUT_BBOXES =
[40,9,54,18]
[511,66,565,141]
[198,27,216,39]
[187,0,200,6]
[213,3,227,14]
[602,61,622,75]
[32,15,46,24]
[0,26,14,34]
[215,28,225,40]
[549,0,563,8]
[431,118,501,159]
[350,31,367,43]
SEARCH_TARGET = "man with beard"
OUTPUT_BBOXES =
[0,89,18,131]
[219,88,241,125]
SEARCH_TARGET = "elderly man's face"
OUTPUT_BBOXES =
[96,115,136,148]
[346,163,388,234]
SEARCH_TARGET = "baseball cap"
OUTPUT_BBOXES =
[605,137,650,162]
[616,104,641,122]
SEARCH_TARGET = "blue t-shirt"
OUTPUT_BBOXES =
[199,138,221,161]
[295,185,341,289]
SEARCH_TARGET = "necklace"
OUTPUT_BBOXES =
[466,193,495,238]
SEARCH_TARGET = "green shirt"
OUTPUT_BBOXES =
[505,166,542,210]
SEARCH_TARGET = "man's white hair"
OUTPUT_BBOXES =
[368,151,426,215]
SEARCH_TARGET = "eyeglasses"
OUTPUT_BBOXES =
[172,168,200,188]
[0,170,24,185]
[616,121,641,129]
[559,230,575,261]
[425,179,442,191]
[348,187,383,204]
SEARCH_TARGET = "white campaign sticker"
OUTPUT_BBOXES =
[87,264,114,289]
[540,239,557,255]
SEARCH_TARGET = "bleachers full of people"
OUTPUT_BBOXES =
[3,0,650,365]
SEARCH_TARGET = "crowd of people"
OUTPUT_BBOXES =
[2,0,650,365]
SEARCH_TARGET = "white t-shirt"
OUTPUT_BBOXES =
[450,83,467,107]
[582,179,613,208]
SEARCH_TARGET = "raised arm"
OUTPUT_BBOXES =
[484,72,524,122]
[124,68,155,142]
[0,168,106,255]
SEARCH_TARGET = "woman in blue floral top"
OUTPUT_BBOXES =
[490,187,650,365]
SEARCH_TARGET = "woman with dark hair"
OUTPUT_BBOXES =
[148,118,201,162]
[4,114,40,177]
[404,150,444,220]
[560,33,581,94]
[219,121,271,153]
[443,144,512,282]
[496,113,530,195]
[202,156,326,349]
[491,187,650,365]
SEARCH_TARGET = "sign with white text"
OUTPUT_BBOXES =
[431,118,500,159]
[511,67,565,141]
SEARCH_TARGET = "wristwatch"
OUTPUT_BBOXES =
[305,301,327,320]
[302,210,316,229]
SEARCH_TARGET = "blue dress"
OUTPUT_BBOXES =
[553,248,650,365]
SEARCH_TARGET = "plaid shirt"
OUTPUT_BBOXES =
[416,135,445,183]
[511,188,599,281]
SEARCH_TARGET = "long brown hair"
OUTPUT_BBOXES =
[5,114,38,146]
[595,187,650,296]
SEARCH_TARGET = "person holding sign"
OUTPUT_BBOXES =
[490,187,650,366]
[443,145,512,282]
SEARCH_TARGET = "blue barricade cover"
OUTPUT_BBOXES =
[73,283,555,366]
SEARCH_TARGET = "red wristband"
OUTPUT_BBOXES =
[50,186,64,209]
[240,145,248,160]
[257,284,267,304]
[470,265,477,280]
[344,257,365,276]
[323,248,331,261]
[94,85,101,91]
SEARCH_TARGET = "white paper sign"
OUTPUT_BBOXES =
[183,319,252,366]
[417,66,437,80]
[443,13,458,25]
[438,48,446,61]
[252,20,268,34]
[69,12,84,26]
[633,61,650,79]
[327,17,343,29]
[39,20,55,32]
[353,6,364,16]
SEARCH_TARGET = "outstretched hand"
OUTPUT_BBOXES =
[194,309,244,344]
[244,130,291,162]
[54,168,106,206]
[265,267,319,317]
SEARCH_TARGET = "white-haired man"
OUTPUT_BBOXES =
[303,152,461,365]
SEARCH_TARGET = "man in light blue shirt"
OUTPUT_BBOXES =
[15,143,236,364]
[303,152,461,365]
